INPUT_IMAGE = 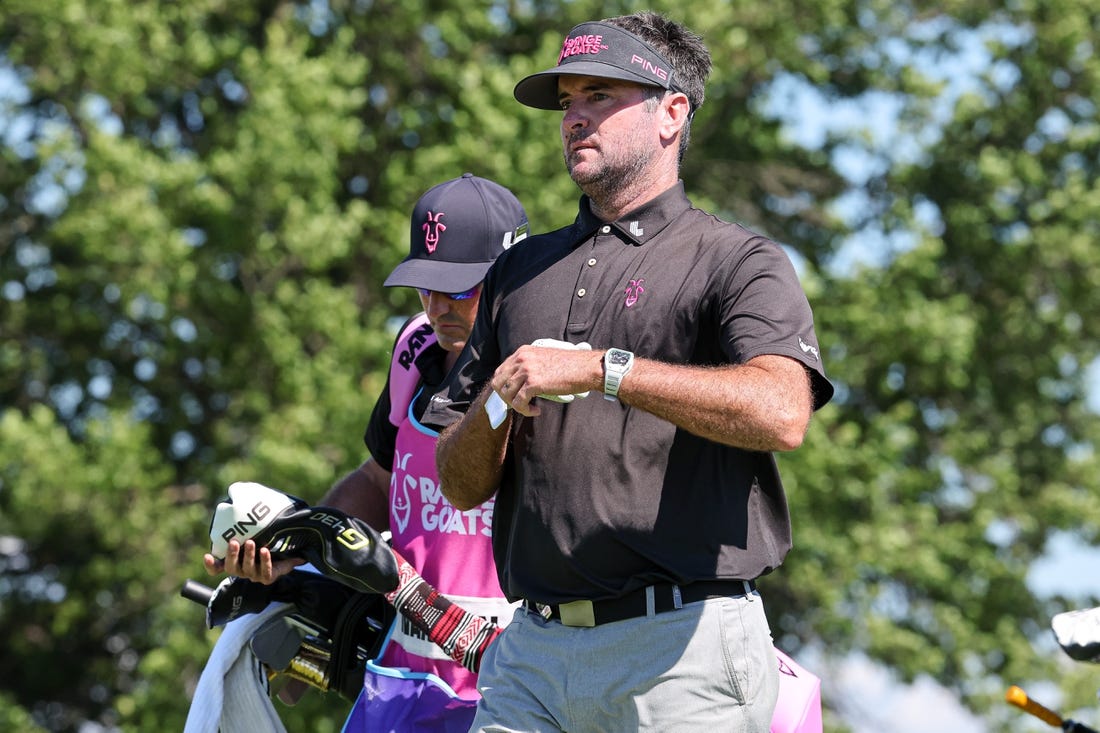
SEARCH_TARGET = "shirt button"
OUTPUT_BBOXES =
[587,258,597,267]
[600,225,611,234]
[577,288,587,297]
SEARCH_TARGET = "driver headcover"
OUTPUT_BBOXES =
[208,481,398,595]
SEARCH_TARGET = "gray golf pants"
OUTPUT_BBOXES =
[469,591,779,733]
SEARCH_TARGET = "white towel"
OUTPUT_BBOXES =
[185,603,293,733]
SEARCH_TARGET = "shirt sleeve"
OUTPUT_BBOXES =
[719,237,834,410]
[364,375,397,471]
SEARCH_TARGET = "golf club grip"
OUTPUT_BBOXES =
[1006,686,1063,727]
[181,579,214,606]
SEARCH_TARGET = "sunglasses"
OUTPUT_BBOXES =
[416,285,480,301]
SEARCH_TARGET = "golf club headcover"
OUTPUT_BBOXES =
[1052,606,1100,663]
[205,575,282,628]
[208,481,309,560]
[202,570,356,629]
[208,481,398,595]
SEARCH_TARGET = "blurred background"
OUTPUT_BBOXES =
[2,0,1099,730]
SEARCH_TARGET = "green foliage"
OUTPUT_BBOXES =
[0,690,47,733]
[0,406,193,729]
[2,0,1100,731]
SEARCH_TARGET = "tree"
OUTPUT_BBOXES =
[1,0,1098,731]
[795,2,1100,727]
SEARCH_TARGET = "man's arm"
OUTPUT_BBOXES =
[203,458,392,584]
[438,345,814,511]
[491,345,815,452]
[619,354,813,451]
[319,458,392,531]
[436,386,511,511]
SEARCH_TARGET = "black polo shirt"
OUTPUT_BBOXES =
[425,182,833,605]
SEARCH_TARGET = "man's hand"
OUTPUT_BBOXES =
[203,539,305,585]
[492,344,604,417]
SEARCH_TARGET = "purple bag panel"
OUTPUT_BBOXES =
[342,659,477,733]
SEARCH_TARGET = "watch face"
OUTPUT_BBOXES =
[608,351,630,366]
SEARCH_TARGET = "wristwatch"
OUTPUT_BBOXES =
[603,348,635,401]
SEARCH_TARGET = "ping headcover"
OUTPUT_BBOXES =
[208,481,398,595]
[209,481,306,560]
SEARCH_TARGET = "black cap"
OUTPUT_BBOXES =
[514,22,680,110]
[384,173,529,293]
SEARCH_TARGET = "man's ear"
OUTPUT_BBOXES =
[658,91,692,143]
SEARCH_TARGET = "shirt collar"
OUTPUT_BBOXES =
[569,181,692,247]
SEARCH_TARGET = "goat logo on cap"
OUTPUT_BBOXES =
[423,211,446,254]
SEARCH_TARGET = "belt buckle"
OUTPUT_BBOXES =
[558,599,596,627]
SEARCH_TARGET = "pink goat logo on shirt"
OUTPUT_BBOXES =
[624,278,645,307]
[390,450,413,533]
[422,211,446,254]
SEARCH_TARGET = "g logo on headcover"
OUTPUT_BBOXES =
[337,526,371,551]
